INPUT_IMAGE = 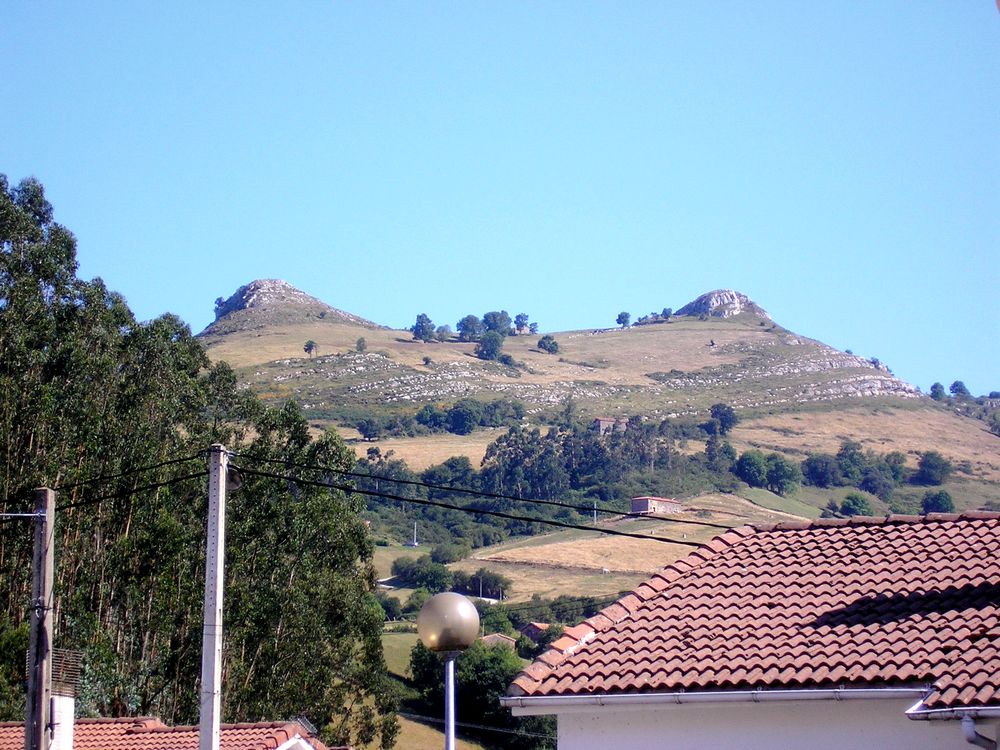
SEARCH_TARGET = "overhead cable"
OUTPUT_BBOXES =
[53,453,205,491]
[233,465,701,547]
[230,452,732,530]
[55,471,209,511]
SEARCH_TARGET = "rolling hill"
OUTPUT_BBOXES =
[198,280,1000,502]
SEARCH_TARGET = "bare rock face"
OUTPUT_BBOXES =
[676,290,771,320]
[203,279,379,333]
[213,279,325,318]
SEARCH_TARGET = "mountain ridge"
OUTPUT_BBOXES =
[203,278,382,335]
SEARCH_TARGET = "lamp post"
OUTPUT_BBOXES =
[417,592,479,750]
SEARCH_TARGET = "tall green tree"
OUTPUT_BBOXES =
[0,176,397,748]
[921,490,955,513]
[456,315,483,342]
[475,330,505,360]
[483,310,512,336]
[616,311,630,328]
[914,451,952,485]
[410,313,435,342]
[709,403,739,435]
[734,450,768,488]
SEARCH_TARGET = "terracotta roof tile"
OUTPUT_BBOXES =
[0,719,341,750]
[509,514,1000,712]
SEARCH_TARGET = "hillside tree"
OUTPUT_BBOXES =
[0,175,397,748]
[921,490,955,514]
[709,403,739,435]
[537,335,559,354]
[616,311,630,328]
[475,330,505,361]
[410,313,435,342]
[483,310,513,336]
[456,314,483,342]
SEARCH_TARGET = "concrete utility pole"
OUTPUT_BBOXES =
[24,488,55,750]
[200,446,228,750]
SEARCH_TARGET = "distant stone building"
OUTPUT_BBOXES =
[593,417,628,435]
[631,496,682,515]
[520,622,551,642]
[480,632,517,651]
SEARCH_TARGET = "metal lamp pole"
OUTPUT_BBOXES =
[443,651,458,750]
[417,593,480,750]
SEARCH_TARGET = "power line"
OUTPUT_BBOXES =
[230,452,733,530]
[52,452,205,491]
[397,711,554,740]
[55,471,209,511]
[232,465,701,547]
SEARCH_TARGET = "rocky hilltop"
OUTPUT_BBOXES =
[201,279,380,335]
[200,280,922,420]
[676,290,771,320]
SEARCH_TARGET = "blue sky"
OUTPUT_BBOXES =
[3,2,997,394]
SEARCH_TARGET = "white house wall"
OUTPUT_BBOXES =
[554,699,988,750]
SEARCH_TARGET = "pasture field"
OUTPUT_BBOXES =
[738,487,823,518]
[729,405,1000,481]
[351,430,501,471]
[381,631,419,679]
[372,544,424,578]
[384,716,489,750]
[450,494,808,601]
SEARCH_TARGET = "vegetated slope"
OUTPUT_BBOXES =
[199,280,997,486]
[201,281,919,416]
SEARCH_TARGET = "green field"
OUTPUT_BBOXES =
[738,487,822,518]
[381,631,419,679]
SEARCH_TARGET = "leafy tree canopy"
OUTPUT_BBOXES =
[921,490,955,514]
[709,403,739,435]
[475,330,505,360]
[734,450,768,488]
[616,311,630,328]
[410,313,435,342]
[456,314,483,342]
[537,335,559,354]
[914,450,953,486]
[483,310,513,336]
[950,380,971,398]
[0,175,397,748]
[841,492,873,517]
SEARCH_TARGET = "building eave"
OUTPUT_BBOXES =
[502,686,928,716]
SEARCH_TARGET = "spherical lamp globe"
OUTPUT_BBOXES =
[417,592,480,653]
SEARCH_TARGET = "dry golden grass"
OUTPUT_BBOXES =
[350,431,503,471]
[379,716,488,750]
[450,557,648,603]
[452,494,803,601]
[730,405,1000,481]
[203,316,779,391]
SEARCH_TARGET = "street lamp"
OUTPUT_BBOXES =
[417,592,479,750]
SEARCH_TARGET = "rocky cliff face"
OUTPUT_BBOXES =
[676,290,771,320]
[202,279,379,334]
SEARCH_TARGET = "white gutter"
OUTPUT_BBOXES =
[905,698,1000,722]
[502,687,926,716]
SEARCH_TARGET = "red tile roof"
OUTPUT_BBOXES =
[0,719,342,750]
[509,513,1000,712]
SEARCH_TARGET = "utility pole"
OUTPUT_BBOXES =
[593,500,597,525]
[200,446,228,750]
[24,488,55,750]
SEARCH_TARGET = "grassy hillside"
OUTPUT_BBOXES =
[199,285,999,510]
